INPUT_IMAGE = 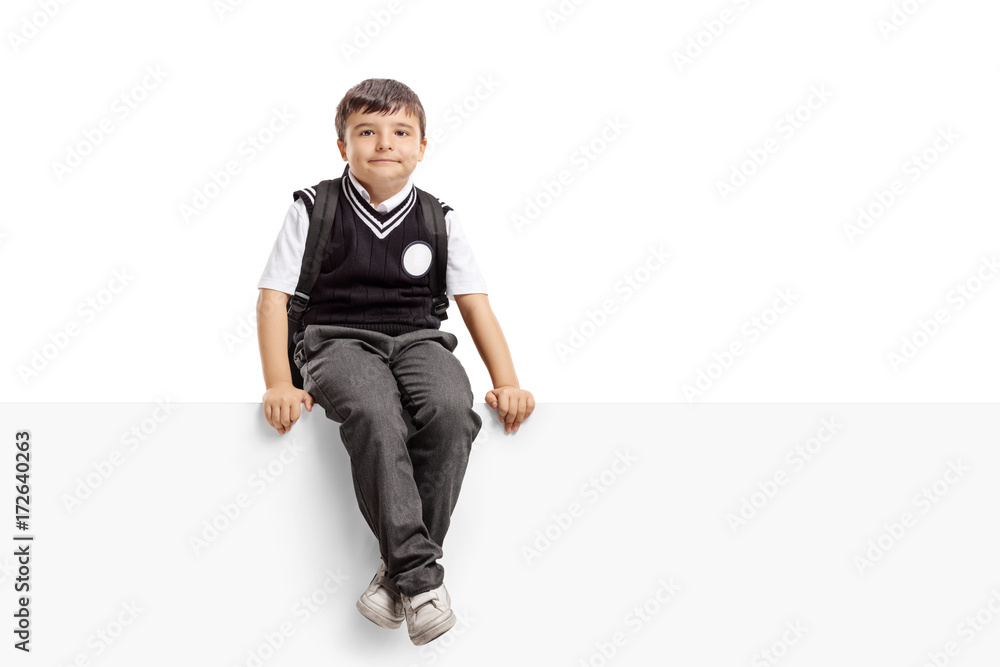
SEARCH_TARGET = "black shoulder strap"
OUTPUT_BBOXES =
[416,187,449,321]
[287,178,340,330]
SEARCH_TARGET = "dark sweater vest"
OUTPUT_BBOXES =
[292,173,445,345]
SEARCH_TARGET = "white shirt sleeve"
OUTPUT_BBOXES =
[444,208,488,298]
[257,199,309,296]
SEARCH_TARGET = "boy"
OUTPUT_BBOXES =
[255,78,534,646]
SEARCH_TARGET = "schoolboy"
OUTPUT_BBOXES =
[255,78,534,646]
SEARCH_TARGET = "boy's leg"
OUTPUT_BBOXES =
[295,325,444,596]
[389,329,483,558]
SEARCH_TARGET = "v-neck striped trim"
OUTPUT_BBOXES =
[342,167,417,240]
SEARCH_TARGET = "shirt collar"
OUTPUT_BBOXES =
[345,164,415,214]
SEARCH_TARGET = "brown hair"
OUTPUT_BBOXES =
[335,78,426,144]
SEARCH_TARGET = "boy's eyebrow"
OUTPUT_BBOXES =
[353,122,416,130]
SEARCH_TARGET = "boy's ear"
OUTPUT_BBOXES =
[336,139,348,160]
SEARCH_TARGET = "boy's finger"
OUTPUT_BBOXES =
[514,398,527,426]
[498,392,510,422]
[280,404,291,429]
[505,409,516,424]
[303,392,314,411]
[503,394,518,424]
[485,390,497,408]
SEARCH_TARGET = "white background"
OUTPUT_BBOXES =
[2,0,999,403]
[2,2,1000,665]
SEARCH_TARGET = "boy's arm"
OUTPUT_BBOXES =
[257,288,293,388]
[454,293,534,432]
[454,293,518,388]
[256,288,313,435]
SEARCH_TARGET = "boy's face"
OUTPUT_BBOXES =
[337,107,427,195]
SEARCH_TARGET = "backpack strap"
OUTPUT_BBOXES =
[288,179,340,323]
[286,178,340,389]
[416,188,450,321]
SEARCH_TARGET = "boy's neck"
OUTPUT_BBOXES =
[351,171,409,210]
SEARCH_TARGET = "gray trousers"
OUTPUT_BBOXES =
[293,324,483,596]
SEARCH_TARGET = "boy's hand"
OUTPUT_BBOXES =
[486,386,534,434]
[262,382,314,435]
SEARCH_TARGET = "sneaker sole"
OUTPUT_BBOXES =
[356,597,403,629]
[408,609,456,646]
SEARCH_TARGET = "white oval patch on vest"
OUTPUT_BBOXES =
[401,240,433,278]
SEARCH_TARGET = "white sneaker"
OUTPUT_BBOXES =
[356,559,404,629]
[401,583,457,646]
